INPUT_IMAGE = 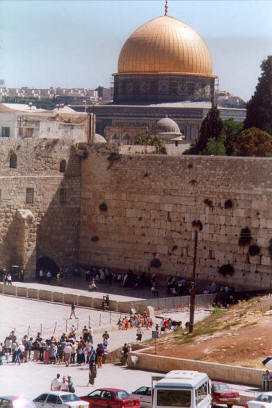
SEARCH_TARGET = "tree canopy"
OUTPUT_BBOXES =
[244,55,272,134]
[230,127,272,157]
[186,105,224,154]
[135,135,167,154]
[223,118,243,155]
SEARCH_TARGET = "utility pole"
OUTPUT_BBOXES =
[189,221,202,333]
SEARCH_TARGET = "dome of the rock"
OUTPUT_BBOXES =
[118,15,213,77]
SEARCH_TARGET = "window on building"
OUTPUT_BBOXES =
[18,127,24,137]
[59,188,66,204]
[26,188,34,204]
[26,128,34,138]
[124,134,130,145]
[113,134,119,142]
[59,160,66,173]
[9,152,17,169]
[2,127,10,138]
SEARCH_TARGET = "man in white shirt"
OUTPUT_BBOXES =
[63,343,72,367]
[51,373,61,391]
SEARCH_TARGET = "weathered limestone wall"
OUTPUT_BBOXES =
[0,139,81,278]
[80,146,272,290]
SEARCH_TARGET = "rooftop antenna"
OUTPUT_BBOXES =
[165,0,168,16]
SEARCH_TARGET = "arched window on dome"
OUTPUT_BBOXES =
[59,160,66,173]
[9,152,17,169]
[113,134,119,143]
[123,134,130,145]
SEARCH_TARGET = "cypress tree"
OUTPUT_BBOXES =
[196,105,224,153]
[244,56,272,134]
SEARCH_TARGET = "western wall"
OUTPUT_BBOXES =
[80,145,272,290]
[0,138,81,278]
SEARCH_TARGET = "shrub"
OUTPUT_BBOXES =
[239,227,252,246]
[218,264,235,277]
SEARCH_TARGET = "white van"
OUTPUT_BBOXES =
[152,370,211,408]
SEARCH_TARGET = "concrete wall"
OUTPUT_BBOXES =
[0,283,214,313]
[128,349,263,387]
[80,146,272,290]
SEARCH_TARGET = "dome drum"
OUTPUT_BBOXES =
[113,73,215,104]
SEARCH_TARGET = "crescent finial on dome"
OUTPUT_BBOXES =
[165,0,168,16]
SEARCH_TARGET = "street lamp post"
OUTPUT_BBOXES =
[189,220,202,333]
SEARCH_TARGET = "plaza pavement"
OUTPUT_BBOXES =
[0,292,211,397]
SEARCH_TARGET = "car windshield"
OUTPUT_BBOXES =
[114,392,131,400]
[61,395,81,402]
[213,384,230,391]
[256,395,272,403]
[0,399,12,408]
[157,390,191,407]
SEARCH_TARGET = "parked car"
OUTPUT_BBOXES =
[131,387,152,407]
[80,388,140,408]
[33,392,89,408]
[211,382,240,408]
[0,397,35,408]
[246,392,272,408]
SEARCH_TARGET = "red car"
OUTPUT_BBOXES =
[211,382,240,408]
[81,388,140,408]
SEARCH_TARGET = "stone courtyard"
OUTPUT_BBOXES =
[0,288,210,397]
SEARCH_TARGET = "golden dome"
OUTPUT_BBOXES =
[118,16,213,77]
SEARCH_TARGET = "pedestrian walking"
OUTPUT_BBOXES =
[88,346,96,386]
[96,344,104,368]
[6,273,12,286]
[136,326,142,342]
[69,303,77,319]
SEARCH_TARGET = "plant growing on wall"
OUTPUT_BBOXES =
[268,238,272,260]
[150,258,161,268]
[107,152,121,169]
[238,227,252,246]
[224,199,233,209]
[248,244,261,256]
[204,198,213,208]
[99,202,108,212]
[218,264,235,277]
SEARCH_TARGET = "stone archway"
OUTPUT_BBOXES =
[36,256,60,276]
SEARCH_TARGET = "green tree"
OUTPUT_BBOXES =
[231,127,272,157]
[135,135,167,154]
[186,105,224,154]
[244,55,272,134]
[223,118,243,155]
[201,135,226,155]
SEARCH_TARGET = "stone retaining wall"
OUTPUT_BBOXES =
[0,283,214,313]
[128,348,263,387]
[80,147,272,290]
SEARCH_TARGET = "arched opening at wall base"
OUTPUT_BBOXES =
[36,256,60,277]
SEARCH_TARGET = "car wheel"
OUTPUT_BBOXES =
[227,404,233,408]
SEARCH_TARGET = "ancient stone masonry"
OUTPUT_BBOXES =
[0,138,81,278]
[80,146,272,290]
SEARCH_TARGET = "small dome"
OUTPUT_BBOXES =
[156,117,181,135]
[94,133,107,144]
[118,15,213,77]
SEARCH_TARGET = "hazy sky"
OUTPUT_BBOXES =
[1,0,272,101]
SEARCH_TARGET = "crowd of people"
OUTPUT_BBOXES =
[0,325,109,376]
[117,313,153,330]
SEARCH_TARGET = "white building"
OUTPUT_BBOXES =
[0,103,89,142]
